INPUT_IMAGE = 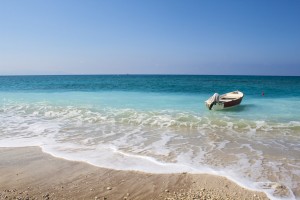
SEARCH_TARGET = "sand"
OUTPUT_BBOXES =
[0,147,268,200]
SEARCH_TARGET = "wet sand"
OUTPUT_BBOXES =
[0,147,268,200]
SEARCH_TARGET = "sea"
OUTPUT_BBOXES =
[0,75,299,200]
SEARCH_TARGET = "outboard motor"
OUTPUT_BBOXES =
[205,93,220,110]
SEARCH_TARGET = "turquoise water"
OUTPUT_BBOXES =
[0,75,299,199]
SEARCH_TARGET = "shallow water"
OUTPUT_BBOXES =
[0,75,299,199]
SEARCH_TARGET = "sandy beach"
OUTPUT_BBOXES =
[0,147,268,200]
[2,0,300,198]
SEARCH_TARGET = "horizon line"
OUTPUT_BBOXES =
[0,73,299,77]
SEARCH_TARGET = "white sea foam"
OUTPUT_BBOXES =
[0,102,299,200]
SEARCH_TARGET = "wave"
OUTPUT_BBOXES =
[0,102,299,200]
[1,102,299,132]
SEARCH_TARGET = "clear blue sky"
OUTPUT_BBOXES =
[1,0,300,75]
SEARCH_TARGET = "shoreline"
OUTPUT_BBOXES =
[0,147,269,200]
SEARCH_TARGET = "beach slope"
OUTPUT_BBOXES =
[0,147,268,200]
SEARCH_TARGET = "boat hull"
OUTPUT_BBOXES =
[223,97,243,108]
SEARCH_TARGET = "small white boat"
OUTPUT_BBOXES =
[205,91,244,110]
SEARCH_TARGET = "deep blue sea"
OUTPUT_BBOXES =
[0,75,299,199]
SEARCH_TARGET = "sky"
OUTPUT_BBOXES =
[0,0,300,76]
